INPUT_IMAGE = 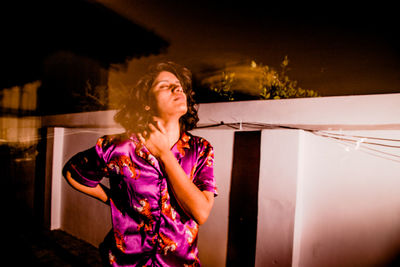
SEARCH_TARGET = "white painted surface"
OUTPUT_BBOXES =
[293,130,400,267]
[192,129,234,267]
[196,93,400,128]
[43,93,400,266]
[60,127,123,246]
[42,94,400,130]
[256,130,301,267]
[292,131,306,267]
[50,127,64,230]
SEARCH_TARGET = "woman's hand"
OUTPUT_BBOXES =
[138,121,170,158]
[138,119,214,225]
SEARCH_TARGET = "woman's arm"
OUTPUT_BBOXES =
[159,150,214,225]
[65,170,109,204]
[139,123,214,225]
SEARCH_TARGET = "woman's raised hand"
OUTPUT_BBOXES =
[138,120,170,158]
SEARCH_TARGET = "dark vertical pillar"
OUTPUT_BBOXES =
[34,127,48,228]
[226,131,261,267]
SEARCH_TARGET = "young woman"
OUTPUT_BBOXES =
[63,61,217,266]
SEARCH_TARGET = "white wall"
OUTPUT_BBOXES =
[192,129,234,267]
[256,129,301,267]
[196,93,400,129]
[58,127,123,246]
[293,130,400,267]
[43,93,400,266]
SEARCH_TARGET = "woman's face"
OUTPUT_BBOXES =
[151,71,188,120]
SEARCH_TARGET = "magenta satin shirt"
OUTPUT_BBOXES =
[63,132,217,266]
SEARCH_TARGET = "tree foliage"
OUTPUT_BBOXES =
[206,56,320,101]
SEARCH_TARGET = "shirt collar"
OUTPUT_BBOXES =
[171,132,191,159]
[129,131,191,167]
[129,134,159,169]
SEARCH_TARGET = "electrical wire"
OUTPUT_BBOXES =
[2,121,400,163]
[195,121,400,163]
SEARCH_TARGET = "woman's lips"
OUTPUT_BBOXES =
[174,95,186,102]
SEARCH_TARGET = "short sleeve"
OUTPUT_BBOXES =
[192,139,218,196]
[62,136,110,188]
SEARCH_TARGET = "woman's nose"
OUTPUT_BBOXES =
[172,84,183,93]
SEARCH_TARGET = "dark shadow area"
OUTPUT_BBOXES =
[6,227,104,266]
[0,1,168,265]
[226,131,261,267]
[1,0,168,115]
[2,137,105,266]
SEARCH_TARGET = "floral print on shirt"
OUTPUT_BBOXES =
[63,131,217,266]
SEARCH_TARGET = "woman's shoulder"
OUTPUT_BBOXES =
[186,132,213,149]
[96,132,135,150]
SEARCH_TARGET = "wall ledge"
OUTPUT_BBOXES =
[41,93,400,130]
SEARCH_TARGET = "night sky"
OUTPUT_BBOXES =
[95,0,400,98]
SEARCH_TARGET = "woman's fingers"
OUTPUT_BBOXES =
[148,122,166,135]
[137,133,146,144]
[152,117,167,134]
[148,123,157,132]
[156,121,167,134]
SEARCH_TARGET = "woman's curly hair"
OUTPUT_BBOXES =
[114,61,199,134]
